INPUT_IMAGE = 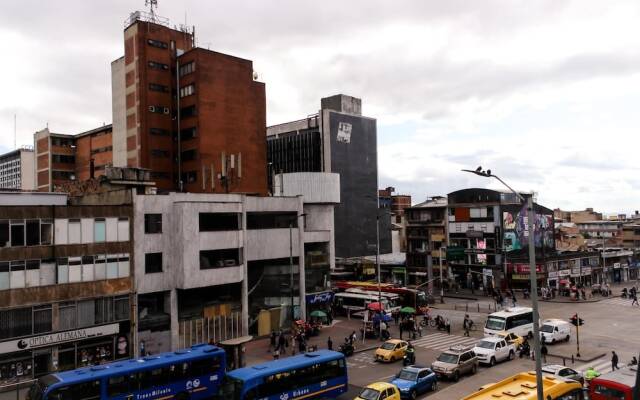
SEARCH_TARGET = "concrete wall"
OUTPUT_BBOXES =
[111,57,127,167]
[20,150,35,190]
[276,172,340,204]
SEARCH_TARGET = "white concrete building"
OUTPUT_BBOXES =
[133,173,338,354]
[0,147,34,190]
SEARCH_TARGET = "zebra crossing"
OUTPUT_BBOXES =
[575,357,611,374]
[346,352,376,369]
[598,297,640,308]
[410,332,479,351]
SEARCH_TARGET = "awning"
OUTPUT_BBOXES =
[219,335,253,346]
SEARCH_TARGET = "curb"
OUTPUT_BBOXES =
[548,352,606,363]
[353,345,379,354]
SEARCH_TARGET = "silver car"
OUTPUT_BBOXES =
[541,364,584,385]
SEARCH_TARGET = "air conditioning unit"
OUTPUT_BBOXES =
[148,106,156,113]
[163,107,170,114]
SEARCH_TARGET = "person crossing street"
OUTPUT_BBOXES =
[612,351,620,371]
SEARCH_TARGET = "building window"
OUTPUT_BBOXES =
[150,128,170,136]
[149,83,169,93]
[179,84,195,98]
[52,170,74,180]
[94,218,106,242]
[150,171,170,180]
[199,213,241,232]
[52,154,75,164]
[145,253,163,274]
[0,221,8,248]
[57,258,69,283]
[180,105,196,118]
[148,61,169,70]
[147,38,168,49]
[144,214,162,234]
[181,149,197,162]
[179,61,195,77]
[247,212,297,230]
[181,171,197,183]
[68,219,81,244]
[90,146,113,155]
[200,248,242,269]
[148,105,169,114]
[25,220,40,246]
[180,127,196,141]
[10,220,25,247]
[151,149,170,158]
[40,219,53,245]
[33,303,52,333]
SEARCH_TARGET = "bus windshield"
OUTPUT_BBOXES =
[27,375,59,400]
[221,376,244,400]
[486,317,506,331]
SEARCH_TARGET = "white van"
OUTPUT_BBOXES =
[539,319,571,344]
[484,307,535,338]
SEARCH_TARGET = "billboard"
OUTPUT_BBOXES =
[502,204,554,252]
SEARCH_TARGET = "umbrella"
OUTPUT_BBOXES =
[367,302,383,311]
[400,306,416,314]
[310,310,327,318]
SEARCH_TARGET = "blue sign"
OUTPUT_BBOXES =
[306,291,334,304]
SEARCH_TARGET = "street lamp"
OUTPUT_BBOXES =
[462,167,544,400]
[289,213,307,324]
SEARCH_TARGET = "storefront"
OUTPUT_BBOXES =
[0,323,129,386]
[305,291,334,315]
[508,263,545,289]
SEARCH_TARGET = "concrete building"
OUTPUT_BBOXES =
[0,147,34,190]
[575,220,623,244]
[0,191,133,386]
[110,11,267,194]
[267,94,391,258]
[446,188,555,290]
[405,196,448,285]
[553,208,603,223]
[133,172,338,354]
[379,187,412,252]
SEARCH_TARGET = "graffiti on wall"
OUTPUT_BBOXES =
[503,204,554,252]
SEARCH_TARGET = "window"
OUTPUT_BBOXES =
[26,220,40,246]
[180,105,196,118]
[179,84,195,98]
[150,127,170,136]
[180,127,196,140]
[247,212,297,229]
[59,302,77,331]
[594,385,625,399]
[145,253,163,274]
[52,170,74,180]
[114,296,130,320]
[181,149,197,161]
[94,218,106,242]
[0,221,8,247]
[140,368,167,390]
[90,146,112,155]
[10,220,25,246]
[148,61,169,70]
[57,258,69,284]
[0,307,32,339]
[149,106,168,114]
[151,171,170,180]
[52,154,75,164]
[68,219,81,244]
[33,305,52,334]
[71,380,101,399]
[149,83,169,92]
[41,219,53,245]
[200,248,241,269]
[191,357,221,376]
[199,213,241,232]
[147,38,168,49]
[181,171,197,183]
[108,375,129,397]
[117,218,129,241]
[179,61,195,77]
[144,214,162,234]
[151,149,170,158]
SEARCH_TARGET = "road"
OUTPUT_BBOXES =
[339,294,640,399]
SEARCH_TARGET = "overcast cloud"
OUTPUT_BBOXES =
[1,1,639,213]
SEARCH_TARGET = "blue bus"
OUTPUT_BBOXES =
[26,344,225,400]
[222,350,348,400]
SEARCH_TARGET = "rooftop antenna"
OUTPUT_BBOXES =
[145,0,158,22]
[14,114,16,150]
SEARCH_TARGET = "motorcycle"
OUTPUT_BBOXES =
[403,349,416,366]
[338,342,354,357]
[518,343,531,359]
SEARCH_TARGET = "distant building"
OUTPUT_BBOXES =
[0,147,34,190]
[379,187,412,252]
[553,208,603,223]
[267,94,392,258]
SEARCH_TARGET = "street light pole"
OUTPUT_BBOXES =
[439,246,445,304]
[289,220,294,323]
[462,167,544,400]
[376,214,382,340]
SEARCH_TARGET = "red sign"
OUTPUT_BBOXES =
[507,263,543,274]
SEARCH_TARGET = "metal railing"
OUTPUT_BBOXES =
[0,379,36,400]
[178,313,243,348]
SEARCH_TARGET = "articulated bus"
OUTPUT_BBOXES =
[461,372,585,400]
[27,344,225,400]
[333,280,429,308]
[222,350,348,400]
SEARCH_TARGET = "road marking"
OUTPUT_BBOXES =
[411,333,478,351]
[598,297,640,308]
[575,357,611,374]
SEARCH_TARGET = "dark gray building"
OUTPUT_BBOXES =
[267,95,391,258]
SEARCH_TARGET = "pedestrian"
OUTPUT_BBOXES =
[393,311,400,326]
[399,321,404,340]
[541,341,548,363]
[612,351,619,371]
[350,330,357,344]
[268,330,276,353]
[291,334,296,355]
[327,336,333,351]
[463,314,471,337]
[445,318,451,335]
[299,336,306,353]
[327,308,333,325]
[273,347,280,360]
[632,293,639,306]
[581,288,587,301]
[277,332,286,352]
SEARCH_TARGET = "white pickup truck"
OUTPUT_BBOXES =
[472,336,516,367]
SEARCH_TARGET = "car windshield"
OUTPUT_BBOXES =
[476,340,496,349]
[541,325,554,333]
[398,370,418,381]
[381,342,396,350]
[486,317,506,330]
[437,353,459,364]
[359,388,381,400]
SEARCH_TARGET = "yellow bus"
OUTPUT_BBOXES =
[461,371,585,400]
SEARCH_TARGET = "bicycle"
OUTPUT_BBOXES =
[419,315,436,328]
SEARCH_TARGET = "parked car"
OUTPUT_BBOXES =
[390,366,438,399]
[540,319,571,344]
[355,382,401,400]
[473,337,516,367]
[375,339,409,363]
[431,345,478,382]
[541,364,585,385]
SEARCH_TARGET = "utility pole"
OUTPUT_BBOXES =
[576,313,581,358]
[439,246,445,303]
[289,220,294,323]
[527,195,544,400]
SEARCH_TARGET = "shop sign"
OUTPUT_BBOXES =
[582,267,591,275]
[0,323,120,355]
[559,269,571,276]
[306,291,333,304]
[548,271,558,278]
[466,230,484,238]
[571,267,581,277]
[512,274,530,280]
[510,264,543,274]
[614,262,621,269]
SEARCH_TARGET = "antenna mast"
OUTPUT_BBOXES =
[145,0,158,23]
[14,114,16,150]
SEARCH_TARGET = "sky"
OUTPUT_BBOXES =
[1,0,640,214]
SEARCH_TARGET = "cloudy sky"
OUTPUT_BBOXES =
[1,1,639,213]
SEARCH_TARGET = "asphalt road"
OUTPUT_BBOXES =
[339,295,640,399]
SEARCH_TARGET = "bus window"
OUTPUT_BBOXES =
[139,368,167,391]
[594,385,627,399]
[557,388,585,400]
[191,357,221,376]
[170,362,190,380]
[107,375,129,397]
[72,380,101,399]
[486,317,506,331]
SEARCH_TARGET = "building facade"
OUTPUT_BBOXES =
[0,147,34,190]
[379,187,412,252]
[267,94,391,258]
[0,192,133,386]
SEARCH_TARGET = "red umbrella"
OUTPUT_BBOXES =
[367,302,383,311]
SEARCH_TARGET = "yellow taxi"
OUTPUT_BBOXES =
[374,339,408,363]
[355,382,401,400]
[496,331,524,347]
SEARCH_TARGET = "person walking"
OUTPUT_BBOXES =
[273,347,280,360]
[510,288,517,307]
[277,332,286,352]
[632,292,639,307]
[541,341,548,363]
[612,351,620,371]
[268,330,277,353]
[399,320,404,340]
[327,336,333,351]
[463,314,471,337]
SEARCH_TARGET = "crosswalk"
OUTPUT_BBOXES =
[598,297,640,308]
[347,352,376,369]
[410,332,479,351]
[575,357,610,374]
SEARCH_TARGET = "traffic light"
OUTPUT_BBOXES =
[570,314,584,326]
